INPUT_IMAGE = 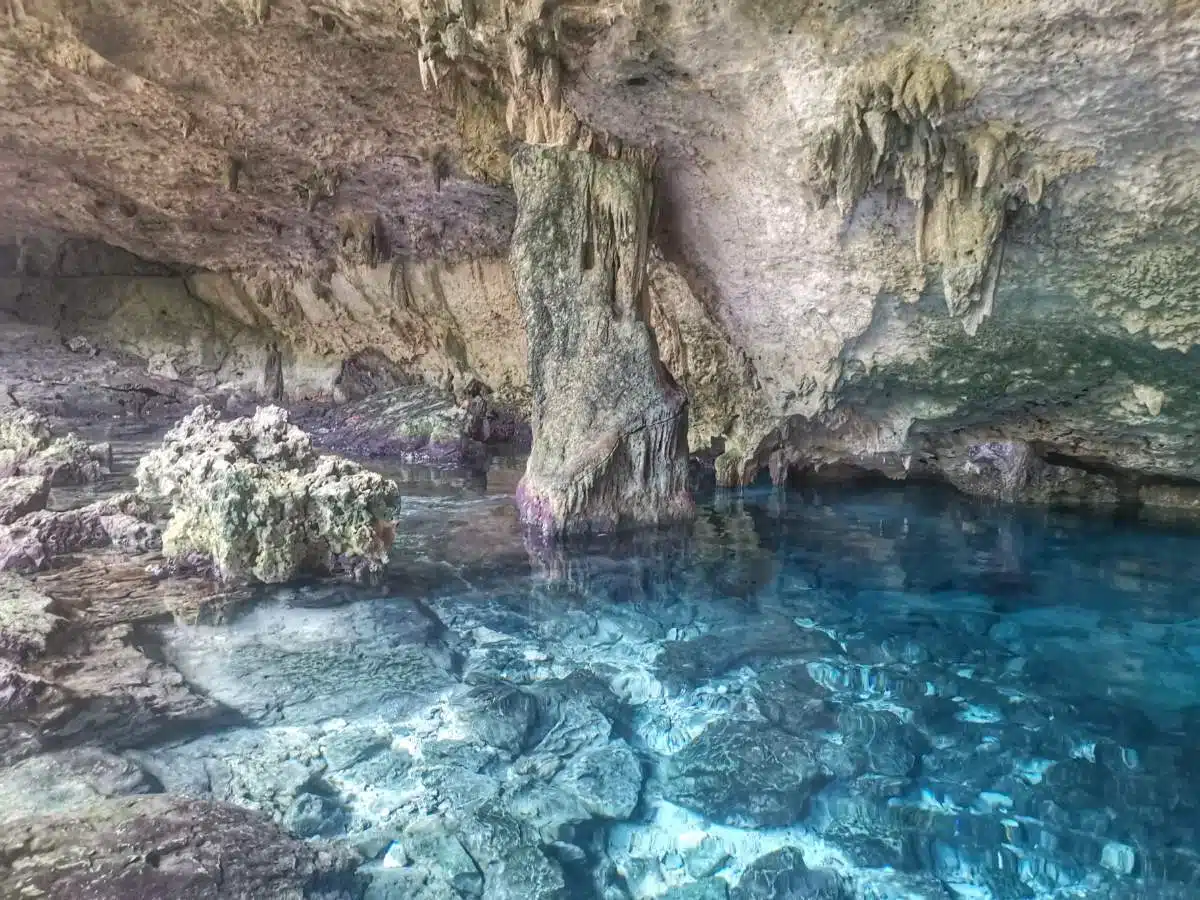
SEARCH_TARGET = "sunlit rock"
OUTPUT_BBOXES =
[135,405,400,583]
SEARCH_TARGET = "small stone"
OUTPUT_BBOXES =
[1100,841,1136,875]
[283,792,347,838]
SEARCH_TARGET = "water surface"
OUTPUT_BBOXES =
[126,467,1200,899]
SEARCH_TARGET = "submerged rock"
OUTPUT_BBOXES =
[0,408,111,486]
[731,847,850,900]
[663,721,830,827]
[136,404,400,583]
[510,145,693,537]
[0,795,361,900]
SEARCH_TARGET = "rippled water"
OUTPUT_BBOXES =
[131,466,1200,900]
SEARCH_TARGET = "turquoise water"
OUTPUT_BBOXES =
[140,473,1200,900]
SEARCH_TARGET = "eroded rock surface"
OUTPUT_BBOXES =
[511,145,692,536]
[0,408,111,486]
[0,795,361,900]
[136,405,399,582]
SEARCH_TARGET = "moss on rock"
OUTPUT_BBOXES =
[136,405,399,583]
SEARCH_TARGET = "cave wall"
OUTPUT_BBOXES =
[1,0,1198,501]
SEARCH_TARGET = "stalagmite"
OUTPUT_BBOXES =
[509,145,693,537]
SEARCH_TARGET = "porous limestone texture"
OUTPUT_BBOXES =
[510,145,692,536]
[1,0,1199,500]
[0,409,111,486]
[0,795,361,900]
[135,405,400,583]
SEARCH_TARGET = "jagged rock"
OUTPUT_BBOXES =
[0,475,50,525]
[308,383,513,465]
[0,573,64,661]
[0,408,111,486]
[0,795,362,900]
[510,145,693,537]
[0,494,161,573]
[938,439,1121,505]
[730,847,850,900]
[663,721,830,827]
[0,747,159,823]
[135,404,400,583]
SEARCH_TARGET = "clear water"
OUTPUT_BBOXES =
[127,469,1200,900]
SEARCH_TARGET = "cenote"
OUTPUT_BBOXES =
[15,447,1198,900]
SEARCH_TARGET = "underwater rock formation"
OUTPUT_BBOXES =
[0,795,361,900]
[135,405,400,583]
[510,145,692,536]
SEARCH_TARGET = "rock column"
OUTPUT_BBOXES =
[510,145,693,537]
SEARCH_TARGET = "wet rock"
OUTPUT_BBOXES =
[0,494,160,572]
[0,795,361,899]
[308,383,500,465]
[940,440,1121,506]
[663,721,830,827]
[136,404,400,583]
[0,474,50,524]
[664,879,730,900]
[403,816,485,897]
[0,408,111,486]
[0,747,159,822]
[0,573,63,661]
[284,791,349,838]
[510,145,692,537]
[731,847,850,900]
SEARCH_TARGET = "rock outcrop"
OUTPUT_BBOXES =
[0,795,361,900]
[135,405,399,582]
[510,145,692,536]
[0,409,111,486]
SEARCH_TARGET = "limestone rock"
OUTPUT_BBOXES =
[0,796,361,900]
[0,495,161,574]
[0,573,64,662]
[135,404,400,583]
[0,409,111,486]
[0,475,50,525]
[663,721,830,827]
[510,145,692,536]
[731,847,850,900]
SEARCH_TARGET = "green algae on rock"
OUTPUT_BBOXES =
[0,408,112,486]
[135,405,400,583]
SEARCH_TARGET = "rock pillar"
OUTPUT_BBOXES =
[509,145,693,537]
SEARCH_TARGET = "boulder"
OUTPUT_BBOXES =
[510,146,693,537]
[0,408,111,486]
[731,847,849,900]
[663,721,830,828]
[0,475,50,525]
[135,405,400,583]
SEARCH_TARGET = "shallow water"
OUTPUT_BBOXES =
[127,467,1200,899]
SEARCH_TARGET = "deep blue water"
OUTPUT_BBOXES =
[145,472,1200,900]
